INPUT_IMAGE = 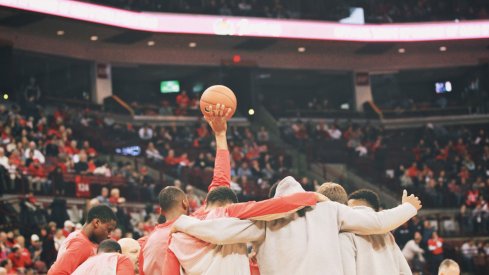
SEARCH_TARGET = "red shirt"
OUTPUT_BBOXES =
[176,94,189,107]
[428,238,443,255]
[64,146,79,156]
[139,220,176,275]
[406,166,418,178]
[8,252,28,271]
[28,164,46,178]
[48,230,97,275]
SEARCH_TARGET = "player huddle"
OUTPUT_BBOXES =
[46,102,459,275]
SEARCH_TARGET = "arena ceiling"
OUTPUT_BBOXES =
[1,7,489,71]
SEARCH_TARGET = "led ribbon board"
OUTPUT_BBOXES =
[1,0,489,41]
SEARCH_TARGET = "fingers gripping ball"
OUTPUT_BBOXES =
[200,85,237,118]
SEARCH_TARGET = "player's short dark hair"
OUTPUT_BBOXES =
[348,189,380,211]
[269,181,279,198]
[158,186,186,212]
[87,205,117,223]
[98,239,121,253]
[206,187,238,205]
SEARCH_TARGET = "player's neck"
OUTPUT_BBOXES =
[164,210,184,222]
[205,202,231,210]
[81,225,95,244]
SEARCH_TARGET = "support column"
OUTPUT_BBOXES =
[91,63,113,104]
[353,72,373,112]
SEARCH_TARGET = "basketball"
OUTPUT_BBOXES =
[200,85,237,118]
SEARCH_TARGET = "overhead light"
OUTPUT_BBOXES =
[147,40,155,46]
[398,48,405,53]
[56,30,65,36]
[232,54,241,63]
[248,108,255,116]
[189,42,197,48]
[439,46,447,52]
[90,35,98,41]
[298,47,306,53]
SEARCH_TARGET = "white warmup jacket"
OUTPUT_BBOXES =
[172,176,418,275]
[339,206,412,275]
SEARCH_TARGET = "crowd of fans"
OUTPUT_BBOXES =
[283,120,489,214]
[0,93,291,203]
[282,119,383,158]
[387,123,489,226]
[138,120,290,200]
[81,0,489,23]
[128,90,202,117]
[394,216,489,275]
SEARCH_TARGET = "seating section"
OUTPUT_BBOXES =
[79,0,489,23]
[282,120,489,211]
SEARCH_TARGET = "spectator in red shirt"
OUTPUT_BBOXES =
[27,160,47,193]
[428,232,444,274]
[454,138,467,155]
[82,140,97,158]
[8,245,28,273]
[165,150,179,166]
[466,189,480,208]
[64,140,79,156]
[109,188,126,206]
[407,162,419,178]
[176,91,190,108]
[458,167,470,181]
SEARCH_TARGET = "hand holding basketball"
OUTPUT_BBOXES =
[200,85,237,119]
[204,103,231,136]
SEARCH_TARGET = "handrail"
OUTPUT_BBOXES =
[111,95,135,116]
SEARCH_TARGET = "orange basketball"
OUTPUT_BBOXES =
[200,85,237,118]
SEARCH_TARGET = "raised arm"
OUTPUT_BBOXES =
[338,191,421,235]
[226,192,326,220]
[172,215,265,245]
[206,104,232,191]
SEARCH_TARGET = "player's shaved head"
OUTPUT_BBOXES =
[158,186,186,212]
[98,239,121,253]
[438,259,460,275]
[317,182,348,204]
[118,238,140,273]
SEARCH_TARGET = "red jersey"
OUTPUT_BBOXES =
[48,230,97,275]
[428,238,443,255]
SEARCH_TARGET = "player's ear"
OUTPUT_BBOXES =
[92,218,100,228]
[182,198,189,211]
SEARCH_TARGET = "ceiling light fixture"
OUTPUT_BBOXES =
[298,47,306,53]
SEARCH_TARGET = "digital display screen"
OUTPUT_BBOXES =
[435,81,452,94]
[160,80,180,93]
